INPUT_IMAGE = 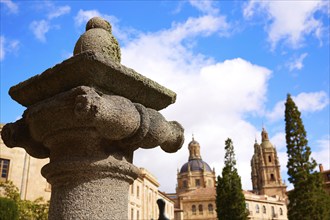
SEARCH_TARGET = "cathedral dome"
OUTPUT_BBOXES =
[179,136,213,174]
[179,159,212,174]
[261,140,274,149]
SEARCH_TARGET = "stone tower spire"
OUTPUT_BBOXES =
[261,127,269,142]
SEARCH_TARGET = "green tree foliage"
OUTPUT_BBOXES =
[216,138,248,220]
[0,181,49,220]
[285,94,330,220]
[0,197,19,220]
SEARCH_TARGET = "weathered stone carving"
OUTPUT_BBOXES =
[1,17,184,220]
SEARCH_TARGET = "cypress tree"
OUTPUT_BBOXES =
[285,94,330,220]
[216,138,248,220]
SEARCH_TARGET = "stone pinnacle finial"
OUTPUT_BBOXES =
[74,17,121,63]
[86,17,112,32]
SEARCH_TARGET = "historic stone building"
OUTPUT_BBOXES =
[128,168,174,220]
[244,190,287,220]
[169,132,288,220]
[169,137,217,220]
[251,128,287,199]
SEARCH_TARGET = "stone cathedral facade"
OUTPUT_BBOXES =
[250,128,287,199]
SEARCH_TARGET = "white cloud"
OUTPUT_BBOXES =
[74,9,229,44]
[189,0,219,15]
[243,1,328,50]
[0,36,5,61]
[287,53,308,71]
[168,15,229,41]
[271,132,286,151]
[294,92,329,112]
[0,0,18,14]
[121,14,271,192]
[267,91,329,122]
[0,35,20,61]
[29,20,50,42]
[28,2,70,42]
[47,5,70,19]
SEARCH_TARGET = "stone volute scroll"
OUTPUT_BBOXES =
[1,17,184,220]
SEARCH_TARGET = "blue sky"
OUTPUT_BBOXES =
[1,0,329,193]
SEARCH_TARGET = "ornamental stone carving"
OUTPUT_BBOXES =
[1,17,184,220]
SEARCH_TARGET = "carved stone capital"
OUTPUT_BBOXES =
[1,17,185,220]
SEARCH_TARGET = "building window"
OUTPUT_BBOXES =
[183,180,187,188]
[256,204,260,213]
[0,158,10,181]
[263,205,266,214]
[271,206,275,217]
[137,186,140,198]
[198,204,203,215]
[245,203,249,210]
[208,204,214,214]
[137,210,139,220]
[192,205,196,215]
[268,155,272,162]
[195,179,200,187]
[131,208,134,220]
[131,183,134,195]
[270,174,275,181]
[279,208,283,216]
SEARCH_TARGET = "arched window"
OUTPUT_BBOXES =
[263,205,266,214]
[268,155,272,162]
[256,204,260,213]
[271,206,275,217]
[192,205,196,215]
[280,208,283,215]
[271,174,275,181]
[208,204,214,214]
[183,180,187,188]
[198,204,203,215]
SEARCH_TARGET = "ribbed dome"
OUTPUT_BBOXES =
[179,159,212,174]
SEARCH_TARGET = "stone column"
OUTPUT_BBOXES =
[1,17,184,220]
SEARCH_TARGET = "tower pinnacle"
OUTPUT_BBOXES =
[188,137,201,160]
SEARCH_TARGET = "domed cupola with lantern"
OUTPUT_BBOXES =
[176,137,216,194]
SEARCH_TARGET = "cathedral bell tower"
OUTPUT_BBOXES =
[251,128,287,199]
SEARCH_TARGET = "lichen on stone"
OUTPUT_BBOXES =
[74,17,121,63]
